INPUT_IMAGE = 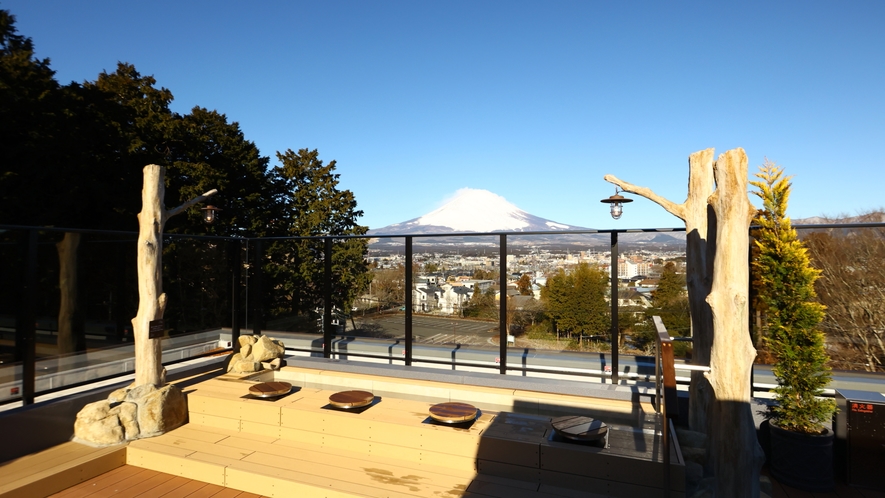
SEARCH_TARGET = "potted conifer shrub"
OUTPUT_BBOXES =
[751,161,837,491]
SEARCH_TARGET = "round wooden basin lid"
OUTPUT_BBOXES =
[329,390,374,409]
[248,381,292,398]
[551,415,608,441]
[429,402,478,423]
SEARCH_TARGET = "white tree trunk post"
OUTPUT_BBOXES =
[133,165,216,387]
[605,147,716,434]
[705,148,764,497]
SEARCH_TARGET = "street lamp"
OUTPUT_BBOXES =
[201,205,222,224]
[600,188,632,220]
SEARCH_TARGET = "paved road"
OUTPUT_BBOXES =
[353,315,499,346]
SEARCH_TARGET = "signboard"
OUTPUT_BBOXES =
[149,319,165,339]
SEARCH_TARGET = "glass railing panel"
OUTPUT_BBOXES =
[797,224,885,373]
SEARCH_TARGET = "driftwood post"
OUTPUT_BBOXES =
[606,148,764,496]
[133,165,216,387]
[604,148,716,433]
[705,148,764,496]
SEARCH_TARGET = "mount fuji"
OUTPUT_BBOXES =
[369,188,589,235]
[367,188,685,249]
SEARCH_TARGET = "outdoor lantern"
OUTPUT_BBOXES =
[600,188,632,220]
[201,205,222,224]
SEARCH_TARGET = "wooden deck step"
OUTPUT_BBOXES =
[127,423,589,497]
[0,441,126,498]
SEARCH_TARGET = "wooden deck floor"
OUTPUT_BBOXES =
[763,467,885,498]
[47,465,265,498]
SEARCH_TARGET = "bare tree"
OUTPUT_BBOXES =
[804,212,885,372]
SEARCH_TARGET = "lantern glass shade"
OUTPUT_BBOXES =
[201,205,221,224]
[600,189,632,220]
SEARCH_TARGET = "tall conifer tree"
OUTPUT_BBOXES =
[751,160,835,433]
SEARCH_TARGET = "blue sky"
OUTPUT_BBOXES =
[5,1,884,230]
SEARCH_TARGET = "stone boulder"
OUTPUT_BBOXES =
[252,335,285,362]
[74,400,124,446]
[227,334,286,373]
[73,383,187,446]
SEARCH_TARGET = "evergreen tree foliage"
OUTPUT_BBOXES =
[516,274,533,296]
[541,263,610,340]
[631,262,691,353]
[0,10,371,340]
[264,149,370,319]
[750,160,835,434]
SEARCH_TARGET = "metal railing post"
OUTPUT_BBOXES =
[324,237,333,358]
[405,237,413,366]
[499,234,507,374]
[18,230,37,405]
[251,239,264,337]
[230,239,241,353]
[610,231,619,384]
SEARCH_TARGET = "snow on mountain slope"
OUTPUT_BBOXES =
[372,188,584,234]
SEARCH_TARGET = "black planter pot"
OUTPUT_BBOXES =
[769,422,834,492]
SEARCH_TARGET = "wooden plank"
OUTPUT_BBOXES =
[97,471,175,498]
[189,411,242,432]
[49,465,147,498]
[476,433,541,468]
[476,460,541,484]
[241,449,470,497]
[219,433,475,487]
[466,479,545,498]
[126,474,192,497]
[539,438,684,491]
[224,464,360,498]
[0,442,98,485]
[126,445,226,486]
[145,432,255,460]
[154,478,210,498]
[0,445,125,498]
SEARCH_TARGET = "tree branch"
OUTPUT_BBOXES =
[166,189,218,219]
[603,174,686,221]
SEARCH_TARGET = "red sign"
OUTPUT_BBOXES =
[850,402,875,414]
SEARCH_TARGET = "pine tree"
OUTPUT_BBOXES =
[750,160,835,434]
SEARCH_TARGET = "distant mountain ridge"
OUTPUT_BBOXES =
[368,188,686,249]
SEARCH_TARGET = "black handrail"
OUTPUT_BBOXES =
[4,221,884,406]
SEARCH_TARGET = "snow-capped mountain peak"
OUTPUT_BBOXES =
[370,188,584,234]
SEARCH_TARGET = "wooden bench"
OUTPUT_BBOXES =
[124,367,683,497]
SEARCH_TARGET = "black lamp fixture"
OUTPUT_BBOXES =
[200,205,222,224]
[600,188,632,220]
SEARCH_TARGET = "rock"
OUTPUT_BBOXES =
[109,401,140,440]
[126,383,157,402]
[676,428,707,449]
[136,384,187,437]
[238,335,257,348]
[240,343,252,359]
[251,335,284,362]
[74,400,124,446]
[75,412,124,446]
[267,358,284,370]
[234,360,261,373]
[108,386,131,403]
[226,352,243,372]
